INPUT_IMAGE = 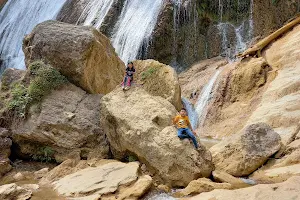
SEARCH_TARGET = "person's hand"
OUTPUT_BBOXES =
[192,131,197,136]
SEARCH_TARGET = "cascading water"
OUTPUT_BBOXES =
[111,0,164,64]
[217,0,254,60]
[76,0,114,29]
[194,70,221,127]
[181,70,221,131]
[182,97,198,130]
[0,0,66,72]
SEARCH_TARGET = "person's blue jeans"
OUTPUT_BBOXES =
[177,128,198,149]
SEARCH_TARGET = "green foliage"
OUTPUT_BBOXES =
[127,155,138,162]
[28,63,67,103]
[141,67,158,80]
[7,60,67,118]
[31,146,55,162]
[271,0,280,5]
[7,83,31,118]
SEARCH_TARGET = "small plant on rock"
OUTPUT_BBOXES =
[141,67,158,80]
[7,83,31,118]
[32,146,55,163]
[28,61,67,103]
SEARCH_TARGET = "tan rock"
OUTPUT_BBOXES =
[53,161,139,199]
[12,84,109,163]
[13,172,25,182]
[34,168,49,179]
[134,59,182,110]
[189,176,300,200]
[174,178,231,197]
[100,87,213,187]
[157,184,171,193]
[23,20,124,94]
[116,175,153,200]
[40,159,88,185]
[212,171,250,188]
[247,25,300,148]
[264,164,300,178]
[210,123,281,176]
[0,183,32,200]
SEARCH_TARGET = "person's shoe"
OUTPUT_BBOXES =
[122,86,125,90]
[125,86,130,90]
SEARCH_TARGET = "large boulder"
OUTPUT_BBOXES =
[0,136,12,177]
[23,20,124,94]
[210,123,281,176]
[12,84,109,163]
[189,176,300,200]
[133,59,182,110]
[212,171,250,189]
[100,87,213,187]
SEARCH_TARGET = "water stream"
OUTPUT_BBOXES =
[0,0,66,72]
[111,0,164,64]
[76,0,114,29]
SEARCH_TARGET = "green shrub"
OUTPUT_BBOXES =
[271,0,279,5]
[127,155,138,162]
[141,67,158,80]
[28,65,67,103]
[7,83,31,118]
[7,60,67,118]
[31,146,55,163]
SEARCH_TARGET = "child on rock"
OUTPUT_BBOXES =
[122,62,136,90]
[173,108,199,149]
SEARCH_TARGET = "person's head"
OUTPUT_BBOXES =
[179,108,187,117]
[127,62,134,69]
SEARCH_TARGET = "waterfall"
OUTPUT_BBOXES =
[76,0,114,29]
[218,0,223,21]
[195,70,221,127]
[0,0,66,72]
[182,97,198,130]
[181,70,221,130]
[111,0,164,64]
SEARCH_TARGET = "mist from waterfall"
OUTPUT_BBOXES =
[0,0,66,71]
[111,0,164,64]
[76,0,114,29]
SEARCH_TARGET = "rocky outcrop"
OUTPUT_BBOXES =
[190,176,300,200]
[133,59,182,110]
[23,20,124,94]
[53,161,140,199]
[12,84,109,163]
[0,136,12,177]
[210,123,281,176]
[100,87,213,187]
[0,183,32,200]
[247,25,300,147]
[174,178,231,197]
[212,171,250,189]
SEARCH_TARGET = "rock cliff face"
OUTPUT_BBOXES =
[23,20,124,94]
[253,0,300,38]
